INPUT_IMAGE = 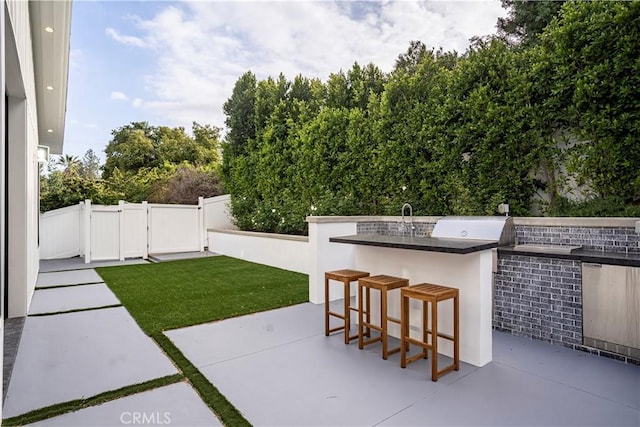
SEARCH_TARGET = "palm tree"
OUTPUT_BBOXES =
[56,154,81,174]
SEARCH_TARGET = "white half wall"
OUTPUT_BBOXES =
[307,219,358,304]
[353,246,494,367]
[208,229,308,274]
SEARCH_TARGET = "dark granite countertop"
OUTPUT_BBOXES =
[498,245,640,267]
[329,234,498,254]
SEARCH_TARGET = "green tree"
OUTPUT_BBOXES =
[222,71,257,157]
[103,121,221,178]
[497,0,566,46]
[79,149,101,179]
[40,159,120,212]
[103,122,156,177]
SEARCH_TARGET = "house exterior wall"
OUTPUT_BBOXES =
[1,2,6,416]
[2,0,71,416]
[4,0,41,318]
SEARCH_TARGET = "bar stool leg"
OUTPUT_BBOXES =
[343,279,350,344]
[454,293,460,371]
[381,288,388,359]
[401,294,408,368]
[423,300,428,359]
[358,281,364,349]
[365,286,371,338]
[431,300,438,382]
[324,276,330,337]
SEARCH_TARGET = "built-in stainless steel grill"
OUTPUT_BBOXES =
[431,216,515,246]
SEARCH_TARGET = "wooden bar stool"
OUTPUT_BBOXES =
[325,269,370,344]
[358,275,409,359]
[401,283,460,382]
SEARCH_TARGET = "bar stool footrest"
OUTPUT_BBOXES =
[403,352,428,366]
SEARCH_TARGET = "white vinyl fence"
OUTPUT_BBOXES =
[40,198,206,262]
[40,203,84,259]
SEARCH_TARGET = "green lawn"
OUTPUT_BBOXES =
[96,255,309,427]
[96,256,309,335]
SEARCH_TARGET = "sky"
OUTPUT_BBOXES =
[63,0,507,162]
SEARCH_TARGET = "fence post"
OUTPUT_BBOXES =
[78,201,85,258]
[142,201,149,259]
[198,196,205,252]
[83,199,92,263]
[119,200,125,261]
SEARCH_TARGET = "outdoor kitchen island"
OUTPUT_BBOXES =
[327,217,515,368]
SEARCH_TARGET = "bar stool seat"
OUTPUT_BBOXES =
[400,283,460,382]
[325,269,370,344]
[358,274,409,359]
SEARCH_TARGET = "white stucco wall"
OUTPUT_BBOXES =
[307,219,359,304]
[208,229,309,274]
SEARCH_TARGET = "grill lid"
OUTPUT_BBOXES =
[431,216,515,246]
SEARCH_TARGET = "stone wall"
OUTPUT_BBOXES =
[515,225,639,253]
[356,220,436,237]
[353,216,640,363]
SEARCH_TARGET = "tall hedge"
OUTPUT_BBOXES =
[221,1,640,234]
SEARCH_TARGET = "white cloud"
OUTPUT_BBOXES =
[110,91,130,101]
[106,0,506,130]
[105,27,147,48]
[67,118,97,129]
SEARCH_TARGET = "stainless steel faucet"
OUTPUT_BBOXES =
[401,203,414,237]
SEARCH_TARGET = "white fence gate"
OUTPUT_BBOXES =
[40,198,205,262]
[40,203,84,259]
[148,204,203,254]
[90,205,121,261]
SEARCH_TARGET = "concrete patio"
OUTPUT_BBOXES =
[3,257,639,426]
[167,301,640,427]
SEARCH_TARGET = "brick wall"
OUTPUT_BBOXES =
[356,221,435,237]
[355,218,639,363]
[515,225,639,253]
[494,254,582,347]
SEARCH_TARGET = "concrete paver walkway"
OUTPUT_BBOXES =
[3,307,178,418]
[3,260,220,426]
[36,269,103,288]
[28,283,120,315]
[168,302,640,427]
[31,382,221,426]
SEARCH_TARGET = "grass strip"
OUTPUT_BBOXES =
[2,374,182,426]
[96,256,309,426]
[152,333,251,427]
[28,304,122,317]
